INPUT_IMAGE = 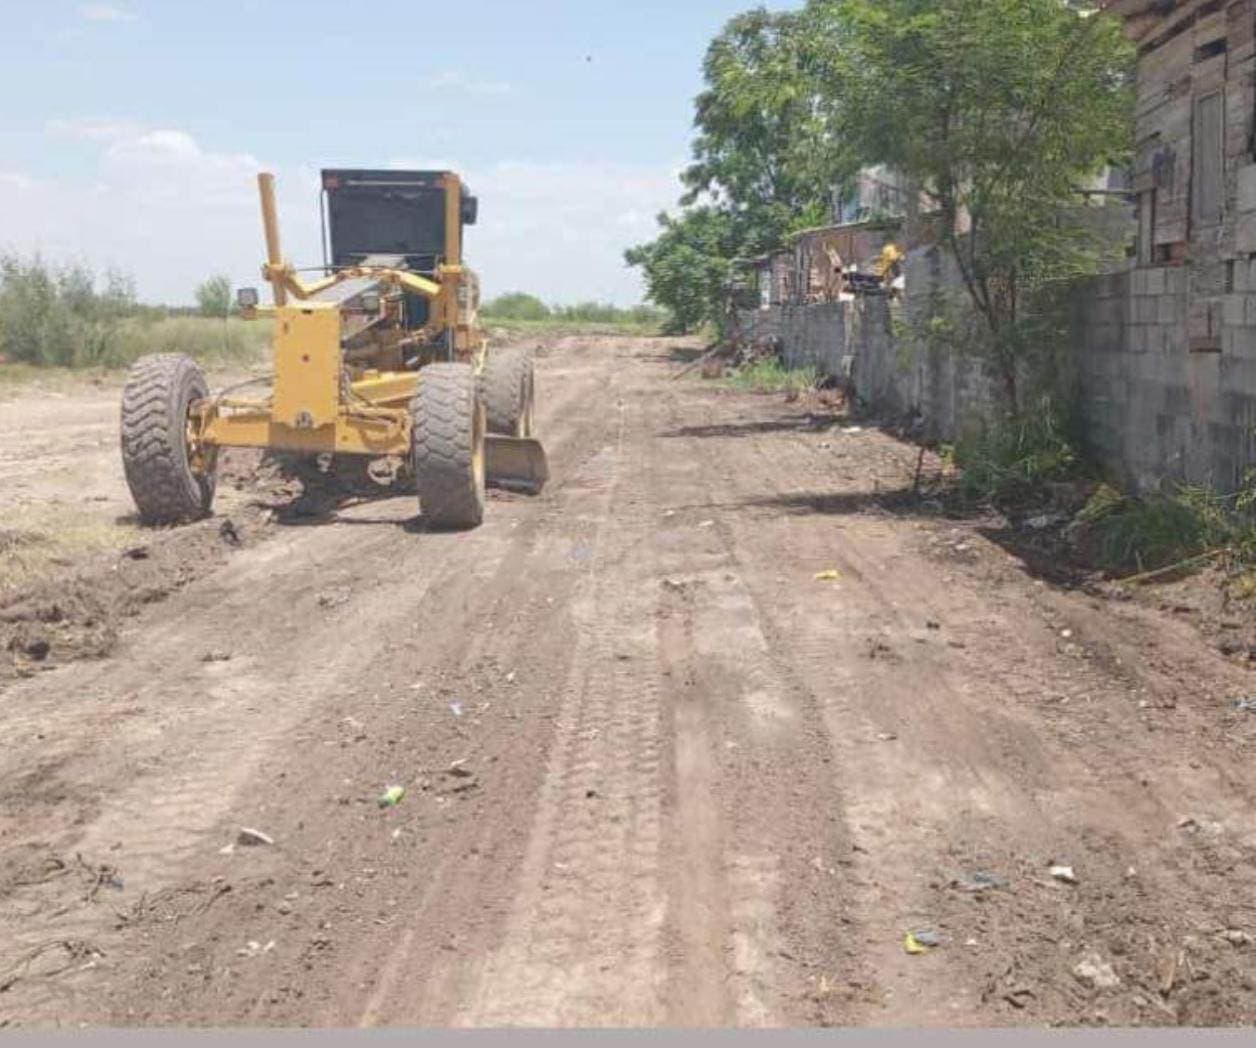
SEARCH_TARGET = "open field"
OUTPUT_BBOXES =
[1,336,1255,1028]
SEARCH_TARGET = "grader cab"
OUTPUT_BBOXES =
[119,169,547,530]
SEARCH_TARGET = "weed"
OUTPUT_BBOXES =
[726,358,819,395]
[1074,471,1256,574]
[953,396,1080,502]
[0,255,269,370]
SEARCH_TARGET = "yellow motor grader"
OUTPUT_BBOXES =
[119,169,547,529]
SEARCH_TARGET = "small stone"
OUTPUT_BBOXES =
[237,827,274,847]
[1073,954,1120,989]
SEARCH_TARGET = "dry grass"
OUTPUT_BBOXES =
[0,504,142,596]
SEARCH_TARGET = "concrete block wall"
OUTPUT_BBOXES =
[781,303,847,374]
[1074,264,1256,492]
[847,247,1000,442]
[746,254,1256,493]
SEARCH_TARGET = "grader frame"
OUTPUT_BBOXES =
[120,170,546,531]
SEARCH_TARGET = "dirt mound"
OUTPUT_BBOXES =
[0,451,279,681]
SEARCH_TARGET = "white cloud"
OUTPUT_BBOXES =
[78,4,136,22]
[0,122,310,304]
[384,157,682,303]
[423,71,513,97]
[0,122,681,305]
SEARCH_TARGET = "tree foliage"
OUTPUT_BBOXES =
[0,255,138,366]
[625,207,737,334]
[195,274,233,319]
[481,292,551,321]
[627,8,844,332]
[812,0,1133,407]
[629,0,1133,402]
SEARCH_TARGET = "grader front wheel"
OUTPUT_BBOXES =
[120,353,217,524]
[480,347,535,437]
[412,362,486,529]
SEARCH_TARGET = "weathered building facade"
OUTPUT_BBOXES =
[1071,0,1256,489]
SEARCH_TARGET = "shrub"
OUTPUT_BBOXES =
[953,396,1080,502]
[195,274,233,318]
[0,254,268,369]
[480,293,551,321]
[1074,473,1256,573]
[727,358,819,394]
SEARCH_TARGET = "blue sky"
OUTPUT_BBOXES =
[0,1,788,306]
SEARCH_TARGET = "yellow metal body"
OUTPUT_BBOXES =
[272,304,342,428]
[191,171,488,461]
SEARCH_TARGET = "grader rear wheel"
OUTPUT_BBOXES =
[480,347,535,437]
[120,353,216,524]
[412,362,486,529]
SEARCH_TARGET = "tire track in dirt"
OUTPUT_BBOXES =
[663,381,1256,1026]
[446,359,673,1027]
[0,340,623,1024]
[9,339,1256,1027]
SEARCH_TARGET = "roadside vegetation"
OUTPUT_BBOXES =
[948,397,1083,505]
[480,292,666,334]
[0,255,268,373]
[632,1,1252,585]
[1072,479,1256,577]
[627,0,1133,373]
[726,358,819,395]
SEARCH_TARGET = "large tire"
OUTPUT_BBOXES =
[412,362,485,529]
[480,347,535,437]
[120,353,216,524]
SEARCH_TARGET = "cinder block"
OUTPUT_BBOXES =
[1158,295,1184,325]
[1238,163,1256,214]
[1131,269,1149,296]
[1247,297,1256,328]
[1230,326,1256,359]
[1238,213,1256,254]
[1226,294,1248,328]
[1145,268,1167,296]
[1165,267,1188,295]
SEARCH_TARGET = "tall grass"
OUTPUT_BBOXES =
[0,254,268,369]
[951,396,1081,502]
[726,358,820,394]
[1074,477,1256,574]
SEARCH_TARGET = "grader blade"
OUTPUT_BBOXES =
[485,435,549,494]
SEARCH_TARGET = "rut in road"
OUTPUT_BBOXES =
[2,336,1256,1029]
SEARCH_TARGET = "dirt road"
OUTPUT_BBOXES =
[2,336,1256,1028]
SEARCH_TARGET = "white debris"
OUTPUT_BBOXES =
[1073,954,1120,989]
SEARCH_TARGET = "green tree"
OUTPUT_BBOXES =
[625,207,737,334]
[480,292,551,321]
[816,0,1133,409]
[683,8,844,239]
[628,8,849,331]
[195,274,233,319]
